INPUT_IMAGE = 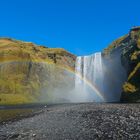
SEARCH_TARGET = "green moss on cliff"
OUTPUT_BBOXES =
[131,51,140,60]
[103,35,128,56]
[0,94,35,105]
[123,82,137,93]
[128,63,140,80]
[0,38,76,105]
[0,38,76,67]
[104,27,140,102]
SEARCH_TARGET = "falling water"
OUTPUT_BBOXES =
[75,52,105,102]
[93,53,104,90]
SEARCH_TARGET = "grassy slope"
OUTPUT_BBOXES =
[0,38,76,105]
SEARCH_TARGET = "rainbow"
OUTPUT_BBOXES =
[59,66,106,101]
[0,60,106,101]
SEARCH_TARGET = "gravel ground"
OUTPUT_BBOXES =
[0,103,140,140]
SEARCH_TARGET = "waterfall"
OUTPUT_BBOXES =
[75,51,127,102]
[75,52,105,102]
[93,53,104,91]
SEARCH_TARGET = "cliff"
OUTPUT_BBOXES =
[1,27,140,104]
[103,26,140,102]
[0,38,76,104]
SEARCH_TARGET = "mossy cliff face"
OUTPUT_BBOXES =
[0,38,76,104]
[103,27,140,102]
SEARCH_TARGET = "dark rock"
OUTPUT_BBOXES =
[0,103,140,140]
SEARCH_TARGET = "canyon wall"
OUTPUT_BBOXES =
[1,26,140,104]
[0,38,76,104]
[103,27,140,102]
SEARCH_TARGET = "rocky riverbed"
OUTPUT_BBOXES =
[0,103,140,140]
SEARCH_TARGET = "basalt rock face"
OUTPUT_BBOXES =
[0,38,76,104]
[103,27,140,102]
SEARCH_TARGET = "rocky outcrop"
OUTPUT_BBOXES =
[103,26,140,102]
[0,38,76,104]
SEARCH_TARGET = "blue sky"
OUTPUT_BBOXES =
[0,0,140,55]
